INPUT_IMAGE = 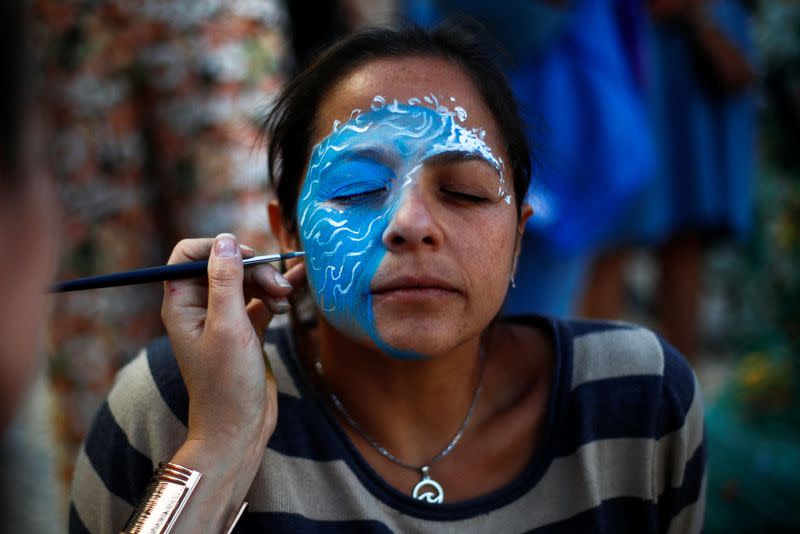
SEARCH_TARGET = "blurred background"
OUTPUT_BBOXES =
[16,0,799,530]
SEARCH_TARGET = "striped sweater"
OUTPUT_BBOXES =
[70,317,705,533]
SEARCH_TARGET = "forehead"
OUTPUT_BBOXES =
[312,56,502,149]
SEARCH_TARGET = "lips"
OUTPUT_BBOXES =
[370,275,460,296]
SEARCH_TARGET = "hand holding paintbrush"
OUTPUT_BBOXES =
[148,233,304,529]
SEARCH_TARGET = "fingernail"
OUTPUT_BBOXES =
[239,244,255,255]
[274,299,290,313]
[215,233,237,258]
[273,270,292,288]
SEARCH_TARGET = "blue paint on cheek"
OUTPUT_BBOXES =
[298,163,410,357]
[297,158,397,354]
[296,102,506,359]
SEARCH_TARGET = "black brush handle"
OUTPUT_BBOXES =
[48,252,303,293]
[50,260,210,292]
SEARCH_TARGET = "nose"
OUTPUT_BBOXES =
[382,184,443,251]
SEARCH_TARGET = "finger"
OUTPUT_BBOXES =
[167,238,255,264]
[241,262,305,306]
[264,297,291,315]
[243,264,293,300]
[246,299,271,346]
[162,282,209,323]
[241,283,291,314]
[205,233,248,330]
[283,262,307,290]
[240,244,256,258]
[163,239,216,335]
[168,238,215,265]
[163,238,252,321]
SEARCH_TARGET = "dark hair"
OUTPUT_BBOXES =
[263,23,532,231]
[0,0,28,190]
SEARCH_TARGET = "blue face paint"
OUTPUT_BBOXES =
[297,96,510,358]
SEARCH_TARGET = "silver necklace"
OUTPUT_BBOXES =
[314,349,486,504]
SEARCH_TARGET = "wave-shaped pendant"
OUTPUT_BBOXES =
[412,466,444,504]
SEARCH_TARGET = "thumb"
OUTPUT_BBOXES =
[206,233,247,327]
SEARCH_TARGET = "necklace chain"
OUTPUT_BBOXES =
[315,348,486,475]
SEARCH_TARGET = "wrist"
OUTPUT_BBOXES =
[164,438,264,531]
[122,459,249,534]
[173,435,265,492]
[182,349,275,451]
[184,384,273,450]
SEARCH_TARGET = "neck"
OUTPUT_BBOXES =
[304,317,485,467]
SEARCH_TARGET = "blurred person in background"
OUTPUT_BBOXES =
[580,0,757,360]
[405,0,656,318]
[0,0,60,530]
[32,0,291,493]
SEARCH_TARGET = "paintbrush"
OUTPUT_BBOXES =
[49,251,305,293]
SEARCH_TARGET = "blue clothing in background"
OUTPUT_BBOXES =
[407,0,654,316]
[630,0,756,244]
[512,0,654,257]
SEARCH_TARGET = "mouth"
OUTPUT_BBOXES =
[370,275,460,300]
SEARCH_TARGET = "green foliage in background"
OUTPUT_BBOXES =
[705,2,800,531]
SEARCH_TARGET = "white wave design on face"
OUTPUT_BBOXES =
[320,241,343,257]
[303,209,384,247]
[299,171,386,315]
[305,215,347,235]
[316,256,360,289]
[297,94,511,349]
[319,260,363,312]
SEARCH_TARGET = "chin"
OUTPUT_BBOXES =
[375,318,468,358]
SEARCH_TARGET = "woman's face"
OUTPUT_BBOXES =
[297,56,527,358]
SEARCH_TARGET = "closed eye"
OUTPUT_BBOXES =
[330,186,388,205]
[440,188,490,203]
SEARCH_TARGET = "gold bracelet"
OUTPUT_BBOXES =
[121,462,247,533]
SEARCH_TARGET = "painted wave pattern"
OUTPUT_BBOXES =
[297,95,510,348]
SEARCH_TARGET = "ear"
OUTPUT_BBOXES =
[511,202,533,278]
[268,199,300,253]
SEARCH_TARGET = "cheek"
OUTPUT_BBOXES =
[453,209,517,298]
[299,197,388,335]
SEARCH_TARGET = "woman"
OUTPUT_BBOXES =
[70,25,705,533]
